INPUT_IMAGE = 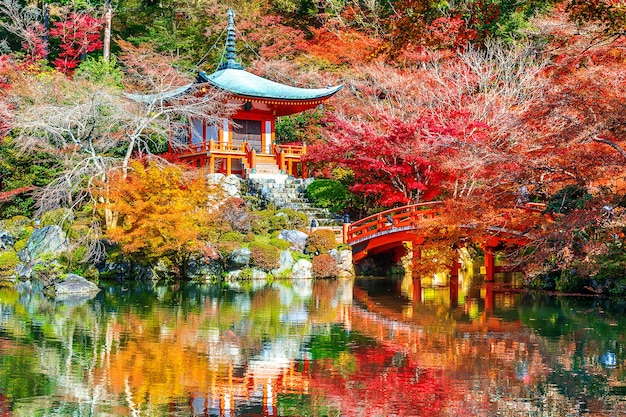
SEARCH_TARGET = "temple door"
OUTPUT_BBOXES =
[233,119,262,151]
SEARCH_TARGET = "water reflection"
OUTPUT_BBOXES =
[0,273,625,416]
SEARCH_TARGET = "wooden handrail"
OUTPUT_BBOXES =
[244,142,256,170]
[273,143,306,156]
[347,201,444,244]
[181,140,247,156]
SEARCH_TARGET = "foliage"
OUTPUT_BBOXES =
[311,253,339,278]
[75,56,124,88]
[0,250,18,275]
[275,110,322,144]
[305,229,337,255]
[545,185,592,215]
[251,209,308,234]
[269,237,291,251]
[0,138,60,219]
[101,160,222,279]
[567,0,626,37]
[218,197,252,233]
[48,12,103,74]
[306,179,349,214]
[249,240,280,271]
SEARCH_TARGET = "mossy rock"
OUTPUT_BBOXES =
[0,251,19,275]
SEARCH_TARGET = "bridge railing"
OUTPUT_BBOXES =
[347,201,444,245]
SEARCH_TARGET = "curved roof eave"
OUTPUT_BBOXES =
[198,69,343,101]
[124,83,195,104]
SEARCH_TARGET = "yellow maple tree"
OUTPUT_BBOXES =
[102,160,222,278]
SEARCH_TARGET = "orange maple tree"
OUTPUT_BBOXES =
[101,160,222,278]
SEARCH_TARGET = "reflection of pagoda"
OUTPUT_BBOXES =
[166,10,342,178]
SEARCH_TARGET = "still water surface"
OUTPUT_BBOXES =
[0,272,625,416]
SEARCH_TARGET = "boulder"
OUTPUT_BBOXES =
[0,230,15,251]
[207,173,241,198]
[51,273,100,296]
[278,230,308,252]
[19,225,69,264]
[272,250,295,275]
[291,259,312,279]
[329,249,354,277]
[186,255,224,281]
[228,247,251,268]
[16,225,69,279]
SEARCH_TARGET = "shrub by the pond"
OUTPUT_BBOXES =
[312,254,339,278]
[306,179,348,213]
[305,229,337,255]
[252,209,308,234]
[249,241,280,271]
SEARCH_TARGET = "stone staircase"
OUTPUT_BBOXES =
[245,176,342,227]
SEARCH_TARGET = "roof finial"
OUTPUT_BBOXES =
[219,9,243,70]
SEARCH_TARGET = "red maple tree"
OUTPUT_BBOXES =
[49,12,103,74]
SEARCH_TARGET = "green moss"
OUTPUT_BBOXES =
[0,251,19,272]
[13,239,27,252]
[251,209,308,234]
[269,237,291,251]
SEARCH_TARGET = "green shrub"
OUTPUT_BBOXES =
[306,179,349,213]
[312,254,339,278]
[269,237,291,251]
[305,229,337,255]
[40,208,74,229]
[249,241,280,271]
[545,185,592,214]
[555,268,589,293]
[238,267,254,280]
[251,209,308,234]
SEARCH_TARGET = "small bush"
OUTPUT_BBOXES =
[252,209,308,234]
[269,237,291,251]
[545,185,592,214]
[305,229,337,255]
[306,179,349,213]
[312,254,339,278]
[40,208,74,229]
[249,241,280,271]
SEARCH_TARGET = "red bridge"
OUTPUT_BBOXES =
[343,201,548,280]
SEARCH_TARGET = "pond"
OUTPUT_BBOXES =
[0,269,625,416]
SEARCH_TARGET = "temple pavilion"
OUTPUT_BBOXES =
[132,10,342,179]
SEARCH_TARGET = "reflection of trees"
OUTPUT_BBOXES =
[1,280,626,415]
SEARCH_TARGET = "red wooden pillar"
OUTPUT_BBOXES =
[412,277,422,304]
[484,236,499,283]
[226,157,232,176]
[484,248,495,282]
[484,282,494,313]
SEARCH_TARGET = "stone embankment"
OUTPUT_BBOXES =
[0,174,353,297]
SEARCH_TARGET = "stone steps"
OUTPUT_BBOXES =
[245,177,342,226]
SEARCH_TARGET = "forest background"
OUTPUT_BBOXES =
[0,0,625,294]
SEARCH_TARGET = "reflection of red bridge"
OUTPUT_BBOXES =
[344,201,548,281]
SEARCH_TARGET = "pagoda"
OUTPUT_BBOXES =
[162,10,342,178]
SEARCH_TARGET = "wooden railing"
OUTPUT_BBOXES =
[244,142,256,172]
[180,139,247,156]
[272,142,307,177]
[347,202,444,245]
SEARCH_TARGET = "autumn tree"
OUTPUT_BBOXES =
[49,11,103,74]
[6,42,232,260]
[102,160,222,278]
